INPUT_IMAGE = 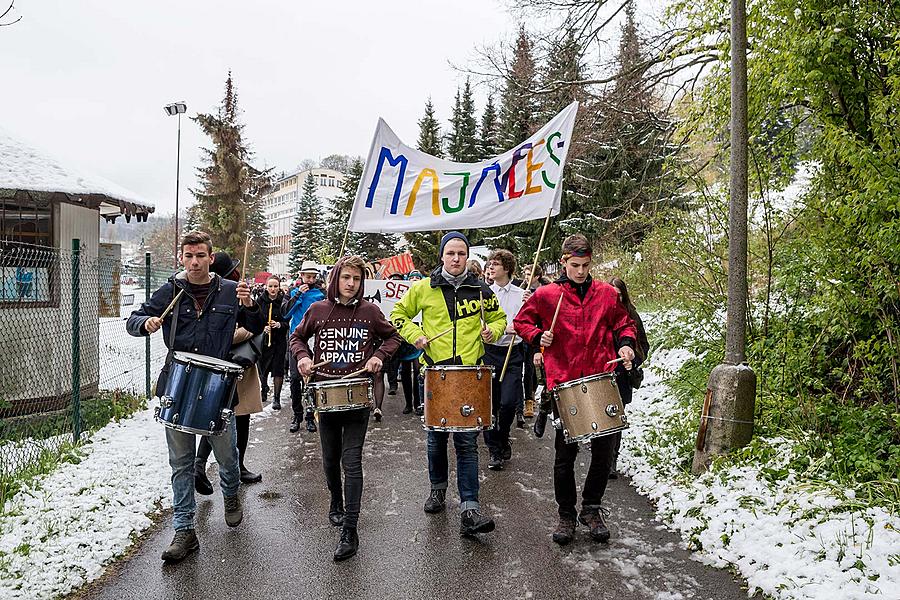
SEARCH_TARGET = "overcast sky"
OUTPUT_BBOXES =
[1,1,664,217]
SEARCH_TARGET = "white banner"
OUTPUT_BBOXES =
[363,279,413,320]
[349,101,578,233]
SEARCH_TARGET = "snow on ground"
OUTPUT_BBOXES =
[622,347,900,600]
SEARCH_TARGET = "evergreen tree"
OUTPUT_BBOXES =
[417,98,443,157]
[323,157,364,260]
[191,71,272,271]
[499,26,537,150]
[447,79,479,162]
[479,95,500,159]
[404,99,445,273]
[288,173,324,273]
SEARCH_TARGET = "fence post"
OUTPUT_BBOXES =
[71,239,81,443]
[145,251,151,400]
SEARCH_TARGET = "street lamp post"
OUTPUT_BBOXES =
[164,101,187,267]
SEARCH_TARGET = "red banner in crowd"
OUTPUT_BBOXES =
[376,252,415,279]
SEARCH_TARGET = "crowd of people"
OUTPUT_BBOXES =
[127,229,649,564]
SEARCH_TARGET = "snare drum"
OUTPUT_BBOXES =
[307,378,373,412]
[553,372,627,443]
[423,365,493,432]
[156,352,243,436]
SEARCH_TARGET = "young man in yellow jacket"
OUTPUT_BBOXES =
[391,231,507,536]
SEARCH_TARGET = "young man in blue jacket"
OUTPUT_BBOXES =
[282,260,326,432]
[126,231,264,563]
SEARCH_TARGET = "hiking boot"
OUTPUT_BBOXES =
[579,508,611,543]
[161,529,199,562]
[460,508,495,536]
[240,466,262,484]
[488,453,504,471]
[333,526,359,561]
[523,399,535,418]
[289,417,301,433]
[194,465,213,496]
[223,495,243,527]
[272,399,281,411]
[423,489,446,513]
[552,516,576,545]
[502,441,512,461]
[329,498,345,527]
[373,407,383,423]
[306,418,317,433]
[516,410,526,429]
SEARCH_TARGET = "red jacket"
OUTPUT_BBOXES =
[514,277,637,390]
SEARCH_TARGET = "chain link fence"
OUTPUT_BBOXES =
[0,239,172,506]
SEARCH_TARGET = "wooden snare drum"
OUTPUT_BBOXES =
[307,378,373,412]
[553,372,627,443]
[423,365,493,432]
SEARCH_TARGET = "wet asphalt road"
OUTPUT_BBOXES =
[76,388,756,600]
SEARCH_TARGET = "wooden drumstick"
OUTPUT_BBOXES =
[159,289,185,321]
[340,367,368,379]
[425,327,453,344]
[241,234,252,279]
[267,302,273,347]
[479,290,486,329]
[311,359,330,370]
[548,291,564,333]
[607,357,626,365]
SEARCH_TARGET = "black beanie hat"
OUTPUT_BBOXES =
[438,231,470,258]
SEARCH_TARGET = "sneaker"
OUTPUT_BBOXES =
[289,417,301,433]
[161,529,199,562]
[460,508,495,536]
[333,526,359,561]
[223,495,243,527]
[552,516,576,545]
[306,419,317,433]
[272,400,281,411]
[373,408,383,423]
[488,453,504,471]
[502,441,512,461]
[414,405,424,417]
[516,411,526,429]
[194,466,213,496]
[387,384,398,396]
[523,399,535,418]
[423,489,446,513]
[578,508,611,543]
[240,466,262,484]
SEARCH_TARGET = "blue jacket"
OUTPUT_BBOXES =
[126,272,264,392]
[282,285,325,334]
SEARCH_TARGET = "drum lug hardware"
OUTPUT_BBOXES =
[319,391,328,405]
[581,383,587,393]
[153,407,160,419]
[172,412,179,423]
[440,371,446,381]
[185,364,192,373]
[160,396,174,408]
[591,422,598,430]
[208,421,216,433]
[460,404,474,417]
[621,414,628,425]
[440,418,447,425]
[605,404,619,417]
[476,416,484,426]
[347,390,354,403]
[569,406,578,416]
[221,408,234,420]
[476,370,483,380]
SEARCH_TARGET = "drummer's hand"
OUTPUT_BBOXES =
[481,327,493,343]
[505,324,516,334]
[144,316,162,334]
[533,352,543,367]
[618,346,635,370]
[523,289,533,302]
[298,357,313,377]
[365,356,383,373]
[540,330,554,347]
[414,335,428,349]
[264,325,271,335]
[236,281,252,307]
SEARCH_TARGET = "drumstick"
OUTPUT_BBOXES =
[241,234,252,279]
[340,367,368,379]
[159,289,185,321]
[607,357,626,365]
[479,290,486,329]
[311,359,330,370]
[549,291,564,333]
[425,327,453,344]
[267,302,273,347]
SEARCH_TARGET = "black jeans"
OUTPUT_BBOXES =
[288,353,314,422]
[523,343,537,400]
[386,355,400,387]
[399,359,421,409]
[482,343,524,455]
[553,427,615,519]
[318,408,370,528]
[197,413,251,468]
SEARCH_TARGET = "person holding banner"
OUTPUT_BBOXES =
[483,249,527,471]
[290,255,402,561]
[513,234,637,546]
[126,231,264,563]
[390,231,507,537]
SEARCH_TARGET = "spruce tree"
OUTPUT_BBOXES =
[288,173,323,273]
[323,157,364,260]
[479,95,500,159]
[192,72,271,272]
[404,99,445,273]
[447,79,479,162]
[499,26,537,150]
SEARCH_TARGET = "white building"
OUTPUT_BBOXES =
[263,167,344,274]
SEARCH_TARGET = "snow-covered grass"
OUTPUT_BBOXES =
[623,346,900,600]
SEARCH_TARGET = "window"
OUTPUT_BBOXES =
[1,197,57,306]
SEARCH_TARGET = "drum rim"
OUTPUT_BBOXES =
[314,402,373,412]
[563,424,628,443]
[309,377,372,389]
[172,351,244,372]
[155,416,228,436]
[423,364,495,372]
[555,371,616,390]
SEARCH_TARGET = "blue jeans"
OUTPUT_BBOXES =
[420,374,481,511]
[166,416,241,531]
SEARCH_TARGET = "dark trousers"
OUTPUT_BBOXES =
[197,413,251,468]
[288,353,313,422]
[318,408,370,528]
[386,355,399,387]
[482,343,524,454]
[399,359,421,408]
[523,343,537,400]
[553,427,615,519]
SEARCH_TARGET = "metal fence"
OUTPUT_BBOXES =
[0,239,172,497]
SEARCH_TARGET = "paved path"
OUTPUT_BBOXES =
[76,389,756,600]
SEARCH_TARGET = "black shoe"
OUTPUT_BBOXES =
[333,526,359,561]
[608,470,619,480]
[161,529,199,562]
[552,516,576,545]
[402,405,413,414]
[306,419,317,433]
[533,411,549,438]
[387,384,397,396]
[516,411,526,429]
[240,466,262,484]
[223,495,243,527]
[272,400,281,411]
[423,489,446,513]
[414,405,424,417]
[194,467,213,496]
[488,453,504,471]
[373,408,383,422]
[289,417,301,433]
[502,441,512,461]
[329,498,345,527]
[460,508,495,536]
[578,508,611,543]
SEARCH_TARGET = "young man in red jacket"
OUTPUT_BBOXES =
[514,234,637,545]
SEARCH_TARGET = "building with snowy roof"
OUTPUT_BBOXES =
[0,128,155,417]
